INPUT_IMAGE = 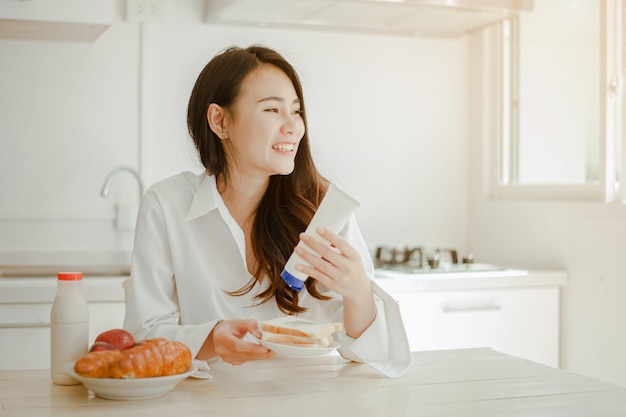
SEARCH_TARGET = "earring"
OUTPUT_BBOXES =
[222,130,228,139]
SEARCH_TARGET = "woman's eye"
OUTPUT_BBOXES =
[263,107,302,115]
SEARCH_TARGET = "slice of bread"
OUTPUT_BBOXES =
[261,317,342,347]
[261,332,332,348]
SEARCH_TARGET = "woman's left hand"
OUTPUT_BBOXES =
[294,227,371,302]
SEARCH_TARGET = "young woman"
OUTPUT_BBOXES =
[124,45,410,377]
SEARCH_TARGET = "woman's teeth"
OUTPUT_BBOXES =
[273,143,294,152]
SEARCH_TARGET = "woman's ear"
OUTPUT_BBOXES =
[207,103,229,139]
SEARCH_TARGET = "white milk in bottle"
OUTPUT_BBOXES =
[50,271,89,385]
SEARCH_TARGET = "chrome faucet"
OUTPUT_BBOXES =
[100,166,144,199]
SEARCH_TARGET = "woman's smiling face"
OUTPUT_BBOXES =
[223,64,305,179]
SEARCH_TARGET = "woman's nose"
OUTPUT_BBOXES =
[280,114,298,135]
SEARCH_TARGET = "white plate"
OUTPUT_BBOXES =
[63,362,197,401]
[255,336,338,358]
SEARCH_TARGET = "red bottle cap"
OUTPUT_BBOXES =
[57,272,83,281]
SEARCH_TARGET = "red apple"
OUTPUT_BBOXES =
[89,341,118,352]
[94,328,135,350]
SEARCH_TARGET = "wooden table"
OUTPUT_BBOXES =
[2,348,626,417]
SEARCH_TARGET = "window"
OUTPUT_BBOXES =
[489,0,624,201]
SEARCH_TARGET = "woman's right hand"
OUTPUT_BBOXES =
[199,319,275,365]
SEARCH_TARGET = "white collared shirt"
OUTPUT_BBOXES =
[124,171,410,377]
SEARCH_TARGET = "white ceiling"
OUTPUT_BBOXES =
[205,0,534,38]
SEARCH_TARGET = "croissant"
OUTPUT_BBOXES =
[74,338,192,379]
[73,349,121,378]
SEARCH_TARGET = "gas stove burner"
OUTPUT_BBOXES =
[374,245,474,270]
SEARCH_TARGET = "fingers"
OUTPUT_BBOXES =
[303,227,356,259]
[296,231,336,267]
[294,227,370,297]
[222,341,274,365]
[316,227,358,257]
[295,228,355,273]
[231,318,260,337]
[213,320,275,365]
[234,318,262,339]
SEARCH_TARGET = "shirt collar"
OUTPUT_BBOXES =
[184,173,221,222]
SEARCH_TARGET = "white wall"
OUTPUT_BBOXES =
[468,30,626,388]
[142,8,469,252]
[0,17,140,255]
[0,0,468,258]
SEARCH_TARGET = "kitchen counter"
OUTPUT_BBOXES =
[0,276,127,371]
[374,267,567,291]
[0,249,131,277]
[1,348,625,417]
[0,265,130,277]
[0,276,127,303]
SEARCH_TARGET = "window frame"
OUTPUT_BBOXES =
[487,0,624,202]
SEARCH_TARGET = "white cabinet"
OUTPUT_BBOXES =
[375,269,565,368]
[0,276,126,370]
[393,287,559,367]
[0,0,113,42]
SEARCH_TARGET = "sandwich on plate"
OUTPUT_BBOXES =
[261,317,342,348]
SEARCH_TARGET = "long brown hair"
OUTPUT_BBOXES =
[187,45,329,314]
